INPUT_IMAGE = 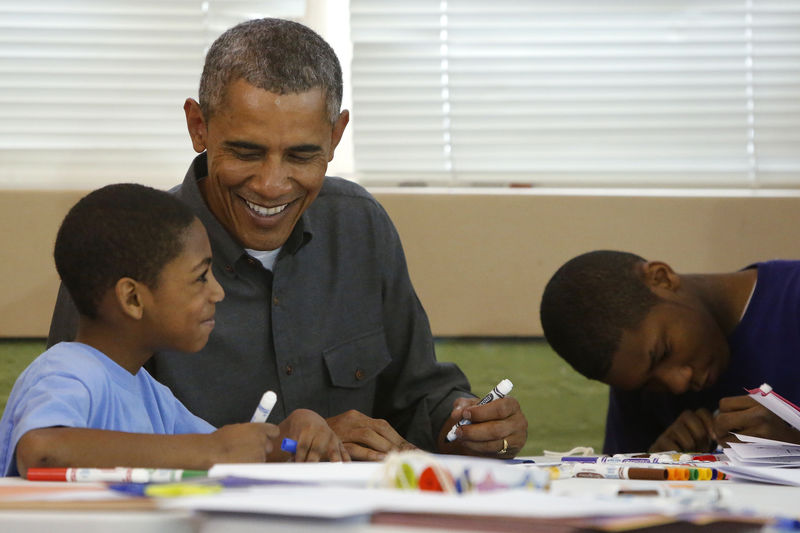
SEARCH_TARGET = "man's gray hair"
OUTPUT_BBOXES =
[199,18,343,124]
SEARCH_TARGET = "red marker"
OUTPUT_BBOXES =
[26,467,207,482]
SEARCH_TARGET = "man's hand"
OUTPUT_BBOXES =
[648,408,714,453]
[438,396,528,457]
[714,395,800,446]
[326,410,416,461]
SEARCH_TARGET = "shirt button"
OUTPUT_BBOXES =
[273,296,279,305]
[224,265,233,272]
[247,257,256,265]
[285,364,294,375]
[354,368,365,380]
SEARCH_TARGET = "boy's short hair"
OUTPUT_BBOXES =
[539,250,660,380]
[54,183,196,319]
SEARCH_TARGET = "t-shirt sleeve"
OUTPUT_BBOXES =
[146,376,215,435]
[4,374,92,475]
[169,402,216,434]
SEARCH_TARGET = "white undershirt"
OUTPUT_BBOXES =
[740,277,757,322]
[245,247,281,271]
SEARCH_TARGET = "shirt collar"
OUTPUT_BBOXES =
[174,153,312,266]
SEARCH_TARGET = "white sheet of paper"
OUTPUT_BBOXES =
[732,433,800,447]
[160,484,674,520]
[717,464,800,486]
[727,442,800,459]
[208,462,382,487]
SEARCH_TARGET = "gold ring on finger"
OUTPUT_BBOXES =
[498,438,509,455]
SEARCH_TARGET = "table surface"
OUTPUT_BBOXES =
[0,470,797,532]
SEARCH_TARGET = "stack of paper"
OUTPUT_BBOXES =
[723,433,800,467]
[721,384,800,468]
[716,463,800,486]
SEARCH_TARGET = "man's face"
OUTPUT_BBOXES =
[603,295,731,395]
[185,79,348,251]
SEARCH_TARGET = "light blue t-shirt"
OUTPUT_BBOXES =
[0,342,215,476]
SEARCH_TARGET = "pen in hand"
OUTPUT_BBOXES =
[251,391,277,423]
[447,379,513,442]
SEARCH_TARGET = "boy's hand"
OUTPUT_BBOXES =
[438,396,528,457]
[281,409,351,462]
[714,395,800,445]
[648,408,714,452]
[210,422,280,462]
[326,410,415,461]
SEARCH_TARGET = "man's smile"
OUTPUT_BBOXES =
[243,198,290,217]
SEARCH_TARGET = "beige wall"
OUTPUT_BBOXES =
[379,191,800,336]
[1,191,84,337]
[3,189,800,338]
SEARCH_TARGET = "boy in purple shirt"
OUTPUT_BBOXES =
[540,250,800,454]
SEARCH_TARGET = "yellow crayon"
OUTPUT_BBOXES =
[144,483,222,498]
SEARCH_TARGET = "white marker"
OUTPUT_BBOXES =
[447,379,513,442]
[251,391,277,423]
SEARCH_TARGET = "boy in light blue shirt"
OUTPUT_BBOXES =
[1,184,347,477]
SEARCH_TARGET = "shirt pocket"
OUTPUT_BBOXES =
[322,328,392,416]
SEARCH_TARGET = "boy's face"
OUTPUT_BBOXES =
[603,297,730,395]
[142,219,224,353]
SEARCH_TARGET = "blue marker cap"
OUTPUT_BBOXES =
[281,437,298,454]
[108,483,148,497]
[773,517,800,530]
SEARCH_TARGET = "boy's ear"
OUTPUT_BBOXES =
[641,261,680,291]
[114,278,145,320]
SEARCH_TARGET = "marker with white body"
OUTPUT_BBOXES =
[251,391,277,423]
[446,379,513,442]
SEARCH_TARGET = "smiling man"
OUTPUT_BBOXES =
[48,18,528,460]
[540,250,800,454]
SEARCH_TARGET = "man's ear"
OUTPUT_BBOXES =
[641,261,680,291]
[184,98,208,154]
[114,278,145,320]
[327,109,350,162]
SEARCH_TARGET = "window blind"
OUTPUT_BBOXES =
[350,0,800,188]
[0,0,305,190]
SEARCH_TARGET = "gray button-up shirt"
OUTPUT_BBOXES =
[48,153,473,450]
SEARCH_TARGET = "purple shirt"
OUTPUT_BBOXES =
[604,260,800,454]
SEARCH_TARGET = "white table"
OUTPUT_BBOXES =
[2,472,798,532]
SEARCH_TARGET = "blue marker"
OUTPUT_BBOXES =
[281,437,298,454]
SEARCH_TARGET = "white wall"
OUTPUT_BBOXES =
[0,1,353,192]
[304,0,355,179]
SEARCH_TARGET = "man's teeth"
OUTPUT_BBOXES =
[245,199,288,216]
